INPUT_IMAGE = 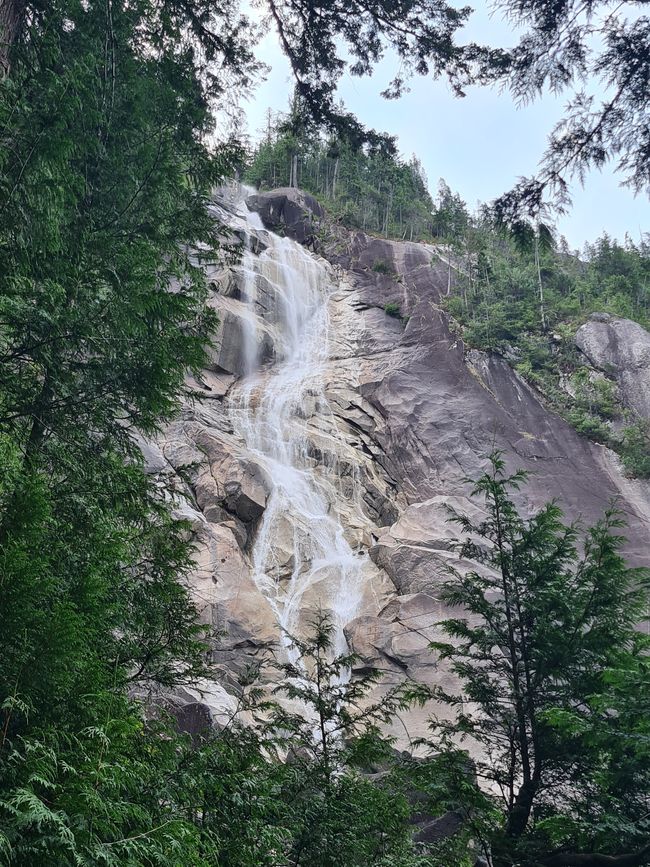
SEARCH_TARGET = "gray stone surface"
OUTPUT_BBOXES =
[576,312,650,419]
[246,187,323,246]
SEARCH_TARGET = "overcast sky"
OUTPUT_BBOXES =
[242,5,648,251]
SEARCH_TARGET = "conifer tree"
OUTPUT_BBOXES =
[427,452,650,866]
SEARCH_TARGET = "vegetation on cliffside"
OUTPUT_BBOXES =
[247,111,650,477]
[1,0,649,864]
[435,195,650,477]
[245,104,435,241]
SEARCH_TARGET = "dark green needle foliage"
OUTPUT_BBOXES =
[425,452,650,867]
[253,0,478,142]
[0,0,252,861]
[486,0,650,218]
[1,0,649,862]
[245,103,435,241]
[266,614,430,867]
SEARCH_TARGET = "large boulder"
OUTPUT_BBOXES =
[575,313,650,418]
[246,188,323,245]
[206,300,275,377]
[192,430,271,529]
[160,416,271,548]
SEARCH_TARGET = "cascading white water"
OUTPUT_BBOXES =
[226,190,367,663]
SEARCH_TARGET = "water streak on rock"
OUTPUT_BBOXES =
[227,191,366,662]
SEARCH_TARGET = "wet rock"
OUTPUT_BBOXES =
[232,226,269,255]
[172,680,252,730]
[186,519,278,652]
[194,431,270,520]
[344,615,399,669]
[138,438,168,475]
[361,480,399,527]
[169,701,213,743]
[153,189,650,743]
[185,368,235,399]
[223,479,265,523]
[413,811,464,844]
[208,307,275,376]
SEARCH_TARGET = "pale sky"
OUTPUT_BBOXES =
[242,4,649,251]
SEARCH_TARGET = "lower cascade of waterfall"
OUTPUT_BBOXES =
[225,189,368,663]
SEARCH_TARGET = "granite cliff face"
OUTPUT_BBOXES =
[576,312,650,419]
[149,187,650,734]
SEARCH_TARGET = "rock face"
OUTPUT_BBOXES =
[576,312,650,419]
[245,188,323,246]
[154,186,650,736]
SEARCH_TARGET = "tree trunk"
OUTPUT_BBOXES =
[289,152,298,188]
[0,373,52,547]
[383,187,393,236]
[535,230,547,331]
[505,777,539,838]
[331,156,339,198]
[0,0,25,77]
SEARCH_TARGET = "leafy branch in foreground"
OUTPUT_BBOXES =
[257,1,650,217]
[0,1,252,861]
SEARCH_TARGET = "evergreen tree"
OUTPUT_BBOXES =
[427,452,650,866]
[0,0,252,860]
[487,1,650,216]
[245,113,435,240]
[267,614,429,867]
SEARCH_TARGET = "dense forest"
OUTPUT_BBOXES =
[245,106,435,240]
[1,0,649,865]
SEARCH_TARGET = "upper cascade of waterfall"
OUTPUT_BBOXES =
[222,186,369,661]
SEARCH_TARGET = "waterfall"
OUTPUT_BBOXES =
[225,190,367,663]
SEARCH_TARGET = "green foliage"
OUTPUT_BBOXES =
[2,0,649,861]
[487,2,650,215]
[0,0,253,861]
[243,0,473,142]
[266,614,429,867]
[245,108,435,240]
[439,187,650,474]
[620,420,650,478]
[373,260,394,274]
[430,180,469,240]
[425,452,650,866]
[384,302,402,317]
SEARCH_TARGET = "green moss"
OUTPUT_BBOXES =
[619,421,650,478]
